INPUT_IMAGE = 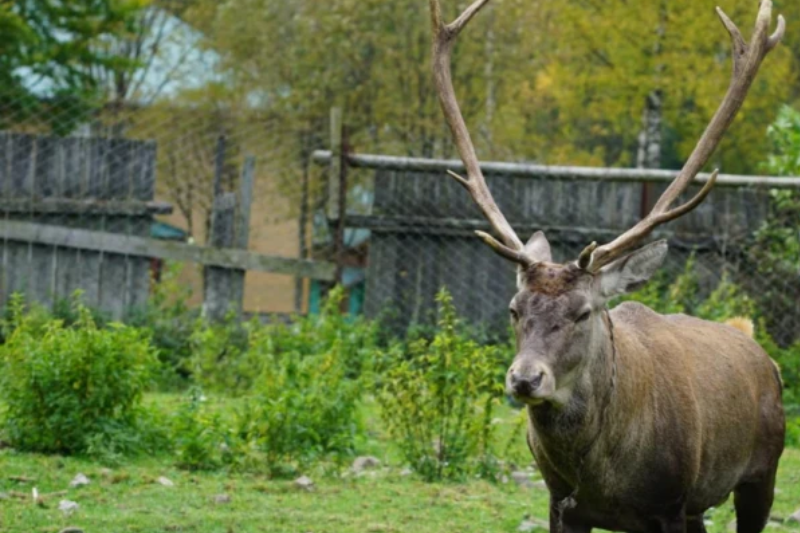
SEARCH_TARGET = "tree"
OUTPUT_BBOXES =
[525,0,797,172]
[0,0,148,134]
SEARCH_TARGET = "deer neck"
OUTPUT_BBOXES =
[527,310,617,475]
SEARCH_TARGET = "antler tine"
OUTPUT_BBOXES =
[430,0,529,266]
[581,1,785,272]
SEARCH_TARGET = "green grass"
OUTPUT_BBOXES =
[1,394,799,533]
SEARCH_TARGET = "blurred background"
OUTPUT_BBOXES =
[1,0,800,344]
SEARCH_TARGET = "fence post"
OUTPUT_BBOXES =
[328,107,347,287]
[202,142,254,321]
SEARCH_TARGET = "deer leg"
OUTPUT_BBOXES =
[734,472,777,533]
[548,498,591,533]
[648,506,687,533]
[686,515,707,533]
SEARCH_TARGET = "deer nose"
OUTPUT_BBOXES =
[511,371,545,397]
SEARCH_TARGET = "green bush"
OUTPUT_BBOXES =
[127,262,199,389]
[190,286,377,395]
[376,289,504,482]
[233,329,364,477]
[0,296,160,455]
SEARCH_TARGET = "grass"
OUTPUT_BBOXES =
[1,394,800,533]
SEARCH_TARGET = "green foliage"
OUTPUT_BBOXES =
[376,289,505,482]
[127,262,199,388]
[171,387,223,471]
[765,105,800,178]
[0,0,148,133]
[617,255,754,322]
[190,286,377,395]
[234,343,364,477]
[0,296,160,456]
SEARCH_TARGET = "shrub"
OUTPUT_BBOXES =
[0,297,159,455]
[171,387,224,471]
[190,286,377,395]
[376,288,505,482]
[233,329,365,477]
[127,261,199,388]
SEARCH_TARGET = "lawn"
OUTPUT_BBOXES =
[1,395,800,533]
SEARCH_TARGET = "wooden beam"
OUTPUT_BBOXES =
[0,221,336,281]
[311,150,800,189]
[0,199,173,215]
[339,214,746,249]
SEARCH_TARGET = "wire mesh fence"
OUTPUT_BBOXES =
[0,2,799,349]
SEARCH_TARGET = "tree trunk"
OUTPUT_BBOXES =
[636,90,663,218]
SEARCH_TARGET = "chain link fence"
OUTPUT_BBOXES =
[321,152,800,347]
[0,3,799,349]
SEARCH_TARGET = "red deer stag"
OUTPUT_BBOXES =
[428,1,786,532]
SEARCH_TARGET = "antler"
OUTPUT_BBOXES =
[430,0,534,268]
[580,1,786,272]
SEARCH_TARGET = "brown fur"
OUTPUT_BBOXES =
[510,268,785,533]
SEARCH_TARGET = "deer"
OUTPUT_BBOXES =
[428,1,786,532]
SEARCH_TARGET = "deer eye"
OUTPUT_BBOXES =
[509,308,520,322]
[575,310,591,323]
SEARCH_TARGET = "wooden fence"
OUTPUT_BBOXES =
[313,150,800,337]
[0,133,334,320]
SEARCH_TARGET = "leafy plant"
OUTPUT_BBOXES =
[0,296,159,455]
[234,328,365,477]
[190,286,377,395]
[376,288,505,482]
[127,261,199,389]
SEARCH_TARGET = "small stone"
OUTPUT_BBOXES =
[511,470,535,489]
[399,468,413,477]
[69,473,90,488]
[352,456,381,472]
[517,515,546,532]
[214,494,232,505]
[58,499,79,515]
[294,475,314,491]
[532,480,548,489]
[157,476,175,487]
[500,475,509,484]
[0,492,9,500]
[58,528,85,533]
[99,468,113,478]
[788,510,800,524]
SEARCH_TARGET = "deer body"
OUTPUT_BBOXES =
[526,302,784,532]
[427,1,786,530]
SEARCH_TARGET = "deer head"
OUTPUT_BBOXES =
[429,0,784,405]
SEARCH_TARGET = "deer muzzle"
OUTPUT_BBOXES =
[507,363,555,404]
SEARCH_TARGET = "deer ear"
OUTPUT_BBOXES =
[597,240,668,299]
[524,231,552,263]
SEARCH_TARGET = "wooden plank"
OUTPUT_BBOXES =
[235,157,255,249]
[0,199,172,215]
[28,137,57,308]
[204,191,240,321]
[311,150,800,189]
[0,221,336,280]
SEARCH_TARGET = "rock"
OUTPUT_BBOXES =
[58,500,79,515]
[214,494,232,505]
[69,473,90,488]
[399,468,413,477]
[58,528,85,533]
[157,476,175,487]
[294,475,314,491]
[532,480,548,490]
[788,510,800,524]
[352,456,381,472]
[517,515,546,532]
[511,470,535,489]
